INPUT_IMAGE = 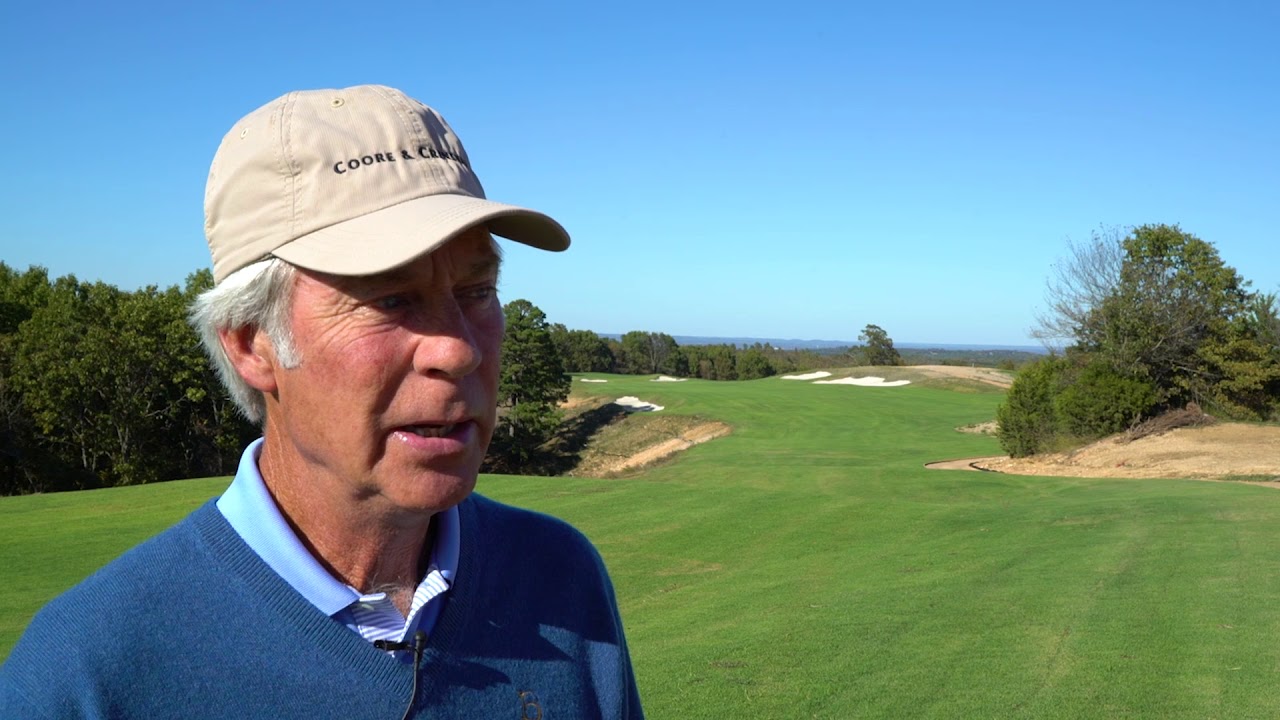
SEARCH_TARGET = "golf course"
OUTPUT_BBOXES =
[5,370,1280,718]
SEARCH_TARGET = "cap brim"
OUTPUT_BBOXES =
[271,193,570,277]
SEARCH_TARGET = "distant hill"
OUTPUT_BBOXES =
[593,333,1047,369]
[600,333,1048,354]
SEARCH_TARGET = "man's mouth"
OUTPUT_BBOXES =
[403,423,458,438]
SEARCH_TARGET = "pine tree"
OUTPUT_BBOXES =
[485,299,570,474]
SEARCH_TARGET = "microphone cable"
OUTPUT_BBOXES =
[374,630,427,720]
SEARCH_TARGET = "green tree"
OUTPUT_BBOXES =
[1201,291,1280,418]
[604,337,624,370]
[619,331,681,375]
[1244,292,1280,350]
[0,265,254,494]
[0,264,69,494]
[660,343,689,377]
[1009,224,1280,457]
[682,344,737,380]
[485,299,570,474]
[680,345,709,379]
[9,277,220,486]
[1197,335,1280,419]
[1034,224,1280,422]
[736,347,775,380]
[857,324,902,366]
[550,324,615,373]
[1082,225,1274,415]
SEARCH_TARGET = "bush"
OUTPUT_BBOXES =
[1054,361,1157,440]
[996,356,1069,457]
[997,355,1161,458]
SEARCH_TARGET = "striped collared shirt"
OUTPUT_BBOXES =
[216,439,460,653]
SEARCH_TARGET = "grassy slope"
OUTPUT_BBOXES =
[4,374,1280,718]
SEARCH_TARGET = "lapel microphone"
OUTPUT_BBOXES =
[374,631,427,720]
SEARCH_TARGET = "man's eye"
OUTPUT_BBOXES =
[373,295,410,311]
[460,286,498,304]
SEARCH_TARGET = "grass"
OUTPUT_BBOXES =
[0,476,229,649]
[5,372,1280,717]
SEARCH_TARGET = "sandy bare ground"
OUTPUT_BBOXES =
[909,365,1014,388]
[930,423,1280,485]
[606,421,731,474]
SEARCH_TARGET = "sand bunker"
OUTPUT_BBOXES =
[780,371,832,380]
[813,376,912,387]
[652,375,686,382]
[579,378,608,383]
[615,396,665,412]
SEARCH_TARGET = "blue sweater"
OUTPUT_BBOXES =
[1,494,642,719]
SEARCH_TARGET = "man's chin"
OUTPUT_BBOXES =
[389,470,477,515]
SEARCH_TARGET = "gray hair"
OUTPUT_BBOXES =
[189,258,300,424]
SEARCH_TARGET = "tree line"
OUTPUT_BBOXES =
[549,323,904,380]
[996,224,1280,457]
[0,266,256,495]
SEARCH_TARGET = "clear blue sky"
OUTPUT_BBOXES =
[2,1,1276,347]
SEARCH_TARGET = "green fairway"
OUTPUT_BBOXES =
[5,373,1280,718]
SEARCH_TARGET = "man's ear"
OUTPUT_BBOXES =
[219,325,280,394]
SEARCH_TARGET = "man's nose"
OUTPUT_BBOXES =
[410,299,485,378]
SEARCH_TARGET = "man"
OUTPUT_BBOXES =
[1,85,642,719]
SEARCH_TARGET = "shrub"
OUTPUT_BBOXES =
[996,356,1069,457]
[1054,361,1157,440]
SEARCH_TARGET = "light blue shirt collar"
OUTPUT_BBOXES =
[216,438,460,618]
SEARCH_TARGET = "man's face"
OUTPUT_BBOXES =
[266,226,503,515]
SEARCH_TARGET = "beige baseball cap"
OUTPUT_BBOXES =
[203,84,569,284]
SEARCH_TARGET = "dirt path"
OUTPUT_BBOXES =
[924,456,1006,472]
[929,423,1280,484]
[605,421,731,474]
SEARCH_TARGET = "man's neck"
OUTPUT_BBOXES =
[256,433,434,616]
